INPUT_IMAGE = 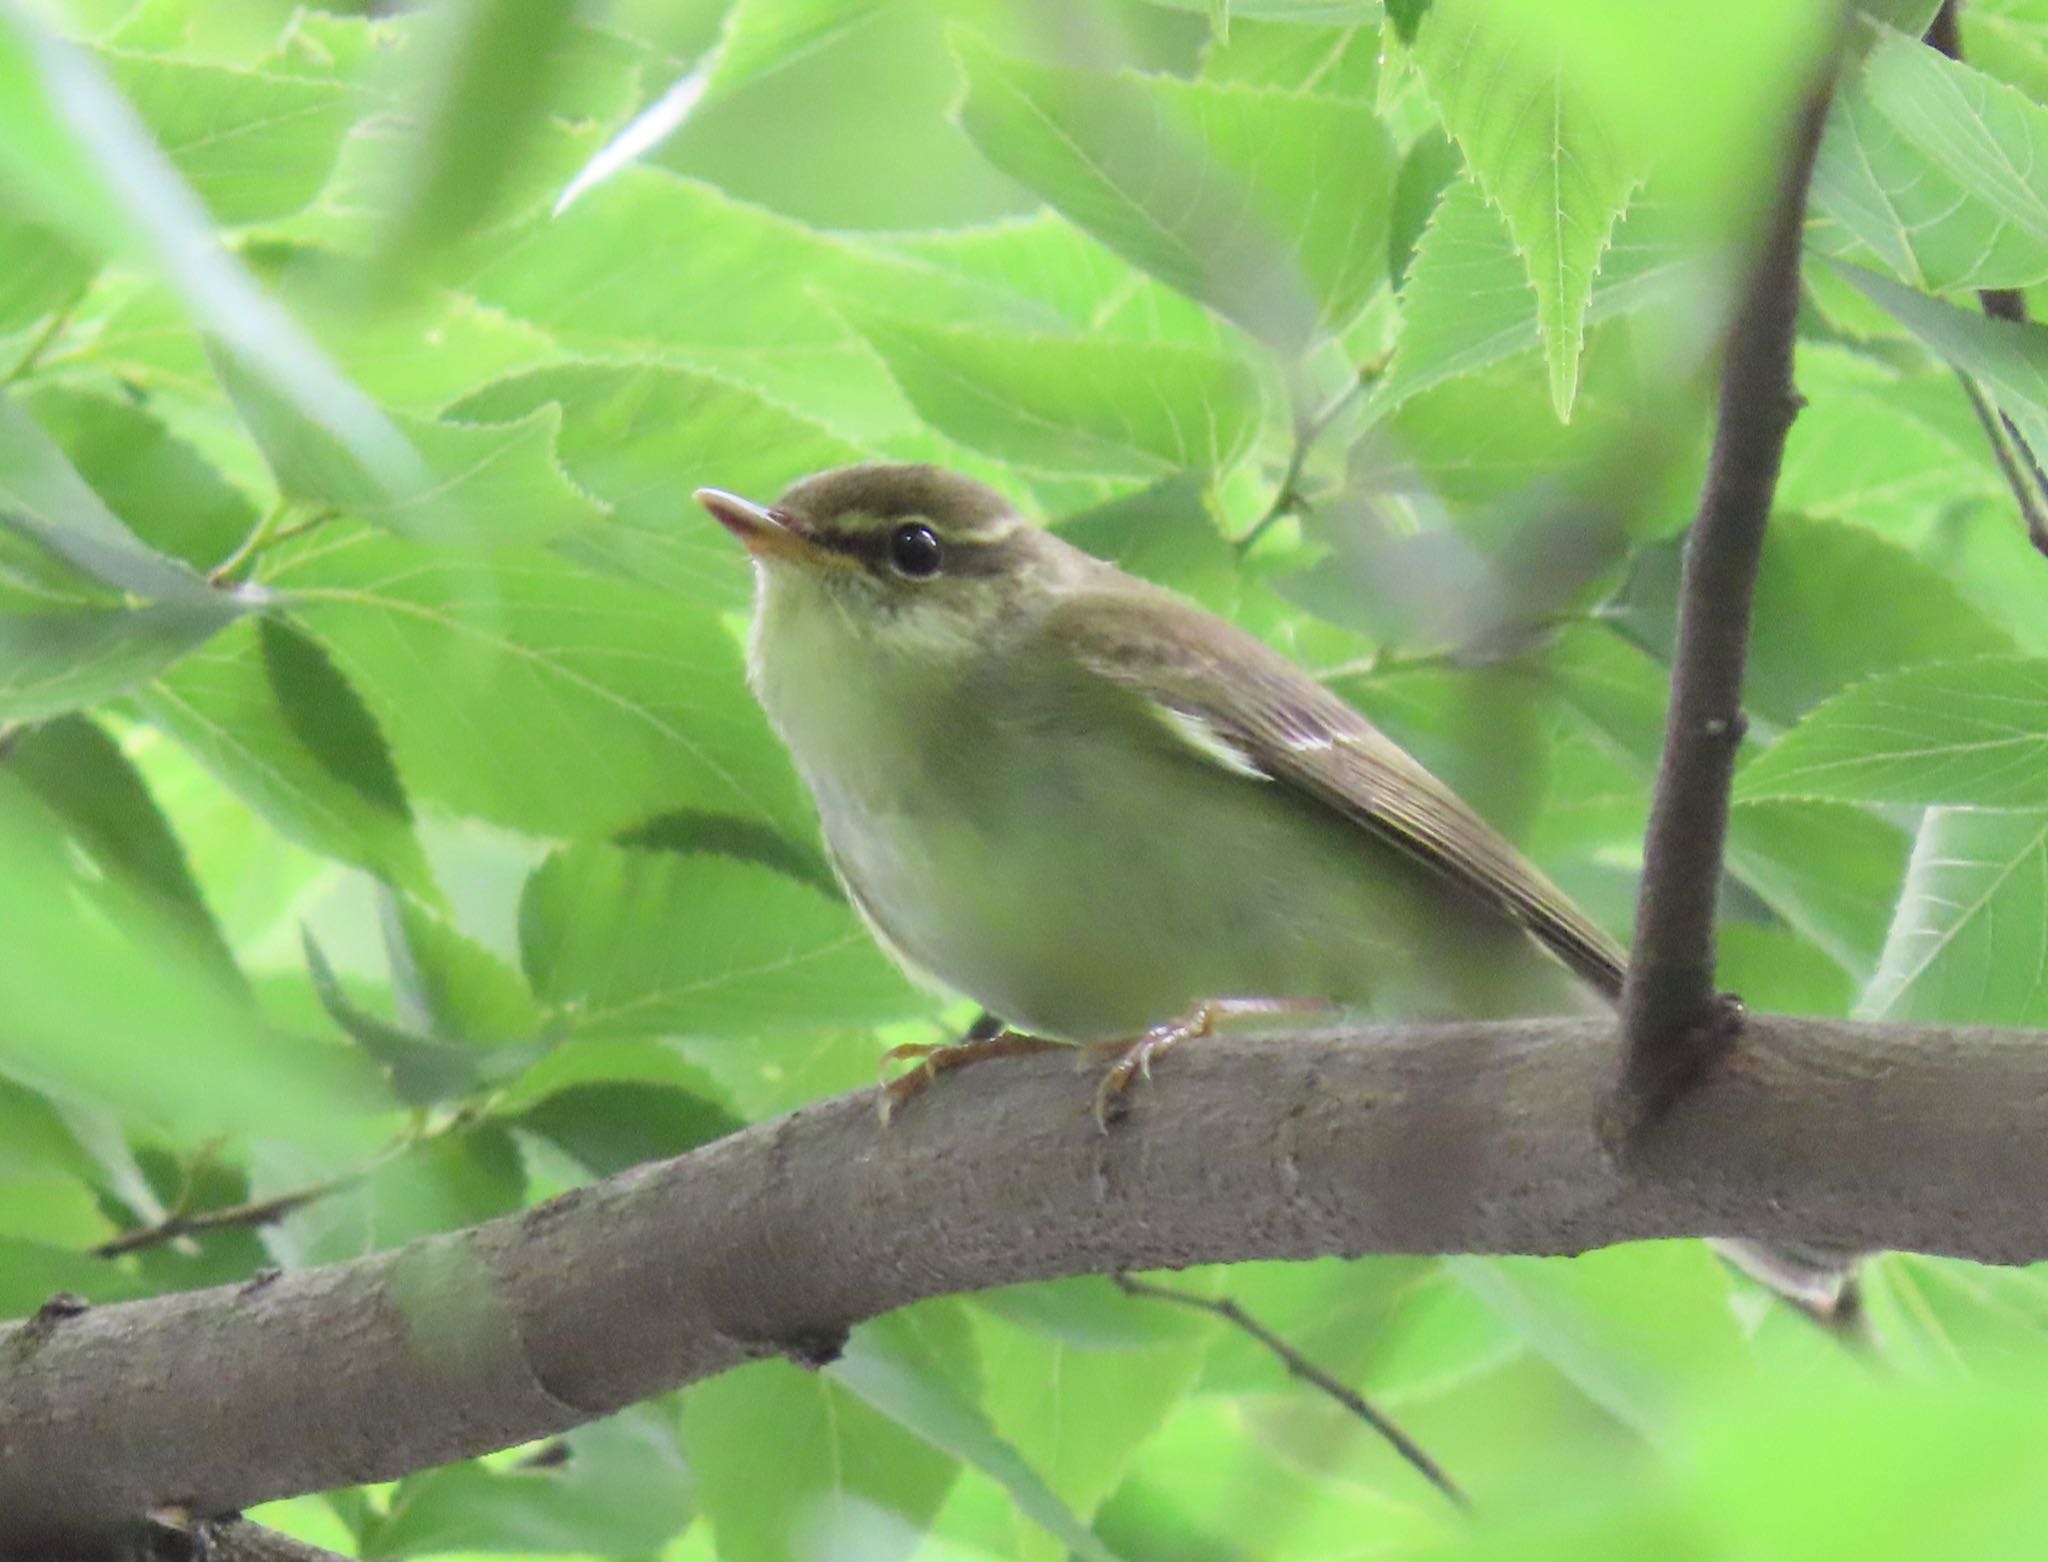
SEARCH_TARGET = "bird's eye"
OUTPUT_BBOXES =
[887,523,943,579]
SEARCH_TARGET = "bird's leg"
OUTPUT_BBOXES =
[877,1012,1065,1123]
[1089,996,1332,1132]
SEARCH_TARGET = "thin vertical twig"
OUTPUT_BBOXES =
[1614,75,1838,1131]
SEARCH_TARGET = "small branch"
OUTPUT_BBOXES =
[1955,373,2048,557]
[1109,1271,1469,1510]
[1236,366,1379,552]
[147,1511,355,1562]
[0,282,88,387]
[1614,74,1837,1130]
[93,1182,338,1261]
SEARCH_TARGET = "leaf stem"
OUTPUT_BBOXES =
[1955,373,2048,559]
[0,283,89,387]
[1109,1271,1470,1510]
[1235,363,1381,553]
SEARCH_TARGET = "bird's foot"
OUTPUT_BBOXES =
[876,1024,1065,1123]
[1088,996,1331,1132]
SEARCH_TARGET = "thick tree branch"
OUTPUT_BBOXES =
[1616,78,1835,1123]
[7,1011,2048,1554]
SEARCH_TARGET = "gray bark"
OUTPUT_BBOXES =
[4,1012,2045,1549]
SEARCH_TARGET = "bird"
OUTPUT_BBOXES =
[695,462,1854,1319]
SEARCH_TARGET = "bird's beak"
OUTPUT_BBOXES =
[695,488,831,567]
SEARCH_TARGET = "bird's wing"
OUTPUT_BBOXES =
[1047,588,1629,1000]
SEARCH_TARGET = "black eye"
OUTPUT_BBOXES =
[887,523,943,579]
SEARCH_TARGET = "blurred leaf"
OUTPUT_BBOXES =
[271,527,807,840]
[302,928,497,1107]
[7,714,230,969]
[954,35,1396,353]
[700,0,888,102]
[1862,806,2048,1025]
[1726,799,1912,982]
[684,1334,962,1561]
[0,6,425,516]
[972,1282,1214,1560]
[831,1307,1125,1562]
[364,1408,692,1558]
[1448,1245,1751,1438]
[0,600,242,721]
[449,361,865,608]
[510,1081,740,1176]
[1615,515,2015,725]
[1860,26,2048,266]
[0,778,361,1138]
[100,50,361,225]
[389,896,541,1046]
[1839,260,2048,464]
[520,844,924,1038]
[0,218,92,335]
[372,0,586,271]
[1199,18,1380,94]
[137,617,437,895]
[1812,53,2048,292]
[845,309,1264,478]
[0,1236,142,1317]
[1410,0,1639,417]
[1741,658,2048,809]
[21,384,258,573]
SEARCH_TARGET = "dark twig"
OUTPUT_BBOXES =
[1109,1271,1470,1510]
[1615,75,1837,1129]
[1236,366,1379,552]
[93,1183,339,1260]
[1925,2,2048,557]
[148,1510,354,1562]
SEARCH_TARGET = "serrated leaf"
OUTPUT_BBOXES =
[448,362,865,608]
[302,928,488,1107]
[519,844,924,1038]
[0,602,237,721]
[389,895,541,1046]
[136,617,436,895]
[1379,176,1690,412]
[845,310,1263,478]
[1741,658,2048,809]
[1862,806,2048,1025]
[1410,0,1639,417]
[99,50,361,225]
[1811,60,2048,293]
[953,36,1397,353]
[270,527,807,840]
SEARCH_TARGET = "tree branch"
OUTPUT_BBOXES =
[1615,76,1836,1125]
[7,1011,2048,1554]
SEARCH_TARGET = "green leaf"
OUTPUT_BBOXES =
[510,1081,741,1176]
[1741,658,2048,809]
[370,0,585,271]
[449,362,866,608]
[1449,1245,1752,1437]
[0,602,239,721]
[519,844,924,1038]
[1410,0,1639,417]
[0,218,92,335]
[389,895,541,1046]
[1837,261,2048,463]
[136,617,436,895]
[683,1336,962,1560]
[953,35,1397,353]
[1811,58,2048,293]
[1378,177,1689,413]
[830,1308,1126,1562]
[100,50,361,225]
[1860,27,2048,268]
[1727,800,1912,983]
[845,309,1264,478]
[1199,18,1380,95]
[270,527,807,840]
[21,384,258,574]
[698,0,890,102]
[7,714,230,970]
[1861,806,2048,1025]
[363,1408,693,1558]
[302,928,493,1107]
[0,9,425,516]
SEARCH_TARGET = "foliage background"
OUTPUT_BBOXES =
[6,0,2048,1555]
